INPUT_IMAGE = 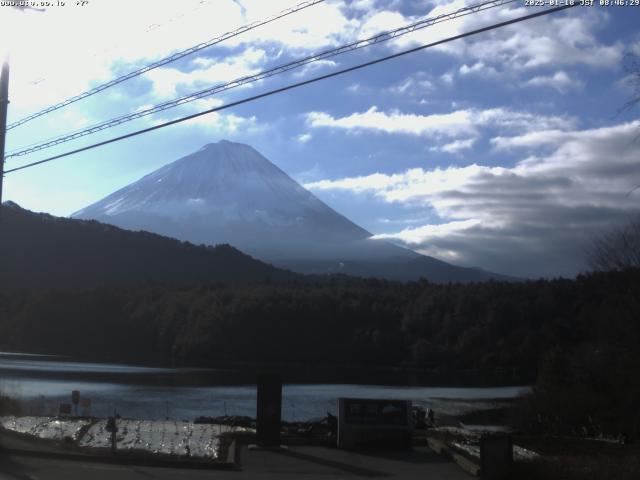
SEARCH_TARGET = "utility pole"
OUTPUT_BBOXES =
[0,7,43,220]
[0,55,9,220]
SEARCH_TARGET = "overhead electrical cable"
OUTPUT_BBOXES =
[6,0,326,130]
[20,0,217,88]
[6,0,518,159]
[4,4,578,175]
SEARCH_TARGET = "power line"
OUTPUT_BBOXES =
[142,0,216,33]
[4,4,578,176]
[20,0,216,88]
[6,0,517,159]
[6,0,326,131]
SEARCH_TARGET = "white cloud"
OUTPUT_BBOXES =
[459,62,498,78]
[306,121,640,277]
[390,79,417,95]
[489,122,637,158]
[191,98,225,111]
[386,4,622,75]
[358,10,408,39]
[352,0,377,10]
[434,138,476,154]
[146,48,266,98]
[4,0,243,109]
[134,104,155,113]
[306,164,497,200]
[3,0,624,116]
[226,0,359,50]
[306,106,574,140]
[525,71,578,93]
[292,59,338,78]
[197,113,258,133]
[374,219,482,242]
[59,110,89,129]
[152,111,259,134]
[307,107,476,138]
[2,0,368,112]
[297,133,312,143]
[372,219,483,263]
[440,72,455,85]
[388,75,435,95]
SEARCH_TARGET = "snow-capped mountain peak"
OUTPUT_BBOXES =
[72,140,513,282]
[72,140,394,261]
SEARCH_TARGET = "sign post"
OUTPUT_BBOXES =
[71,390,80,417]
[480,433,513,480]
[106,416,118,454]
[256,372,282,446]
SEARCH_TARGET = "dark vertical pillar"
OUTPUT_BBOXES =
[480,433,513,480]
[0,56,10,220]
[256,372,282,446]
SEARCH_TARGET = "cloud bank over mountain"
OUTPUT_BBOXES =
[305,121,640,278]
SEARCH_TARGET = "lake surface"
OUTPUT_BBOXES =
[0,353,530,421]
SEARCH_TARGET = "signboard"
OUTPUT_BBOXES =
[342,398,409,426]
[338,398,412,450]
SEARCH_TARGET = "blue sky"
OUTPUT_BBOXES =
[1,0,639,278]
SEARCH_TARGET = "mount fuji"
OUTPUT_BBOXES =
[73,140,509,282]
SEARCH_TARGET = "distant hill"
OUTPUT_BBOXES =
[0,201,296,290]
[73,140,512,282]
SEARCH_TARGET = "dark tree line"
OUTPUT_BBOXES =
[2,270,638,372]
[0,279,414,368]
[1,269,639,436]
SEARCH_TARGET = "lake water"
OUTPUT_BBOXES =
[0,353,530,421]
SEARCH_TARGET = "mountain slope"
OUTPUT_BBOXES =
[73,140,510,282]
[0,201,296,290]
[279,256,514,283]
[73,140,417,262]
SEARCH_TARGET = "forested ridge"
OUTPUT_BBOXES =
[1,269,637,374]
[0,201,296,290]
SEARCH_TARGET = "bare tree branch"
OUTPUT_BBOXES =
[620,54,640,115]
[588,217,640,271]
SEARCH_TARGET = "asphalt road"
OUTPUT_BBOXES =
[1,445,470,480]
[0,454,223,480]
